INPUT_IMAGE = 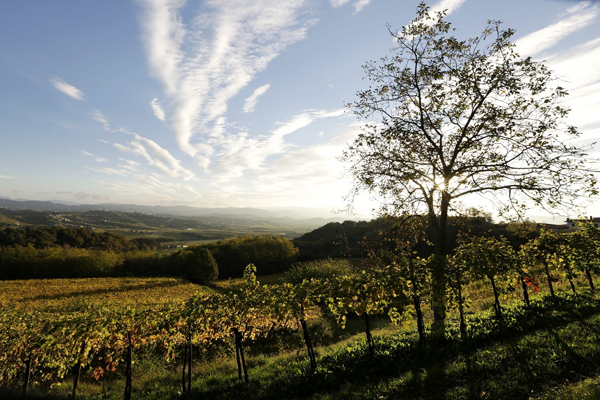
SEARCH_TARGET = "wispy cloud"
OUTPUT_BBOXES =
[50,77,85,100]
[210,130,290,180]
[81,150,107,163]
[92,109,112,131]
[515,1,599,57]
[93,175,202,202]
[401,0,467,35]
[353,0,372,13]
[150,98,166,122]
[210,129,360,209]
[114,133,195,180]
[210,108,346,180]
[73,192,112,201]
[86,167,130,176]
[118,158,141,171]
[330,0,351,6]
[138,0,316,162]
[329,0,371,13]
[243,84,270,113]
[429,0,467,16]
[272,108,345,136]
[544,37,600,129]
[0,175,15,179]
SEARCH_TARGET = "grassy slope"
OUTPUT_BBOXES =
[46,293,600,400]
[6,274,600,399]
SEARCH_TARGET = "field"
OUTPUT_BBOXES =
[2,265,600,400]
[0,277,209,312]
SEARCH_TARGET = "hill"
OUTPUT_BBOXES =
[0,197,352,228]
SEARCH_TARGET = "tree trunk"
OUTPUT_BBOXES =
[181,345,188,394]
[586,268,595,291]
[363,313,374,357]
[187,336,192,394]
[72,341,86,400]
[22,353,32,396]
[124,332,132,400]
[520,275,530,307]
[543,260,555,297]
[233,330,242,381]
[233,328,249,383]
[431,193,450,339]
[489,276,502,320]
[456,272,467,340]
[568,277,577,294]
[565,265,577,294]
[300,319,317,371]
[413,295,425,342]
[238,334,249,383]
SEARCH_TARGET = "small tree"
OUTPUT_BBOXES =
[326,265,404,355]
[179,247,218,285]
[524,229,574,295]
[515,247,540,307]
[275,279,322,370]
[342,2,597,335]
[453,236,516,320]
[568,221,600,291]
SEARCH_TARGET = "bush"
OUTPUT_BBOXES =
[285,258,355,284]
[204,235,299,278]
[171,246,218,284]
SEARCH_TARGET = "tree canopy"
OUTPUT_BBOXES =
[342,3,597,334]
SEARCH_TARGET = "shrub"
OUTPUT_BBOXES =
[172,246,218,284]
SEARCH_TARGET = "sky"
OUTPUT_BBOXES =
[1,0,599,221]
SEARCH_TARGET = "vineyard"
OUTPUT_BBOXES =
[2,224,600,399]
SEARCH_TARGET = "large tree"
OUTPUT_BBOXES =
[342,3,597,335]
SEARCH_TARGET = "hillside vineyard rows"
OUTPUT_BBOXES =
[2,222,600,398]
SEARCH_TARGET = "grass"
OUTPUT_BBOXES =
[542,375,600,399]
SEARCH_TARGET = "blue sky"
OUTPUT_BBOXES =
[1,0,599,221]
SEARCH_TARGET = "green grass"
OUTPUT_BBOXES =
[542,375,600,399]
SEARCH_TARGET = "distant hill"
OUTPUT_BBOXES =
[0,198,356,228]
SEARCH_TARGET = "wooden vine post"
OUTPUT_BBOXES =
[22,353,33,396]
[232,328,249,383]
[187,334,192,394]
[363,313,374,357]
[124,331,133,400]
[72,340,86,400]
[299,317,317,370]
[181,345,188,393]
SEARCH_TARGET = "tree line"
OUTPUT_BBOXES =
[293,211,541,262]
[0,227,161,252]
[0,232,298,281]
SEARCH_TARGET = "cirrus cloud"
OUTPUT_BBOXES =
[50,77,85,100]
[138,0,316,163]
[243,84,270,113]
[113,133,196,180]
